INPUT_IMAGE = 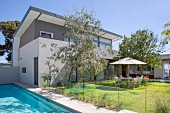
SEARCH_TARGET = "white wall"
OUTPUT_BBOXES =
[38,37,69,86]
[19,38,39,85]
[0,67,19,83]
[19,37,107,87]
[12,36,20,67]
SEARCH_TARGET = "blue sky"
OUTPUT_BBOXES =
[0,0,170,62]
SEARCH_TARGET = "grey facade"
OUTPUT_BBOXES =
[20,20,67,47]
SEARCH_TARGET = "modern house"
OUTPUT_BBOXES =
[12,6,122,87]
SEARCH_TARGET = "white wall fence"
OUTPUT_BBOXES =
[0,67,20,83]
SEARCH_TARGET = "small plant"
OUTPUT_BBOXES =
[115,101,123,111]
[42,75,52,88]
[65,83,74,89]
[56,81,64,87]
[155,97,169,113]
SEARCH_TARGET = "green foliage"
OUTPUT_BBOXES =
[0,21,20,61]
[119,29,165,70]
[64,83,74,89]
[162,21,170,43]
[42,75,52,88]
[118,77,143,89]
[95,80,116,87]
[95,78,144,89]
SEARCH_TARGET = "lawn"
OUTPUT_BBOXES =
[53,81,170,113]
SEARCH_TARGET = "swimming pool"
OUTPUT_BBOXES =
[0,84,78,113]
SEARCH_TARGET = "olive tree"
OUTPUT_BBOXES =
[44,9,111,84]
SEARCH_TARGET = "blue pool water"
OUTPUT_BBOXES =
[0,84,75,113]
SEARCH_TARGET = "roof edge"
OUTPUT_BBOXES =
[13,6,122,38]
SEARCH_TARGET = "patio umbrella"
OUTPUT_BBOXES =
[110,57,147,77]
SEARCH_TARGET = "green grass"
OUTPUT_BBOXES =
[53,81,170,113]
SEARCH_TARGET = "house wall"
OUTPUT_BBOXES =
[19,38,39,86]
[20,21,35,48]
[38,37,107,86]
[19,20,67,48]
[38,37,69,86]
[154,60,170,79]
[0,67,20,83]
[154,68,163,78]
[35,20,67,41]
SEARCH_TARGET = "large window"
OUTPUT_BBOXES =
[64,35,112,49]
[100,37,111,44]
[64,37,74,43]
[99,37,112,49]
[92,36,112,49]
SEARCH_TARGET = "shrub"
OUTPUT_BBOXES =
[118,77,144,89]
[56,81,64,87]
[95,80,116,87]
[65,83,74,89]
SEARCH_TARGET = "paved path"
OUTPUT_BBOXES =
[15,82,136,113]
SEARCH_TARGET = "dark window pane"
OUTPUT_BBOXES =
[22,67,26,73]
[40,31,53,38]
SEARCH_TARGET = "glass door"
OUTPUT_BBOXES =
[163,62,169,78]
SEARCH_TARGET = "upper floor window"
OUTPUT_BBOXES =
[40,31,53,38]
[99,37,111,45]
[99,37,112,49]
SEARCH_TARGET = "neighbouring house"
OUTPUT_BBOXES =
[12,6,122,87]
[154,53,170,79]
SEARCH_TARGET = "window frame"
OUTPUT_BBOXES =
[40,31,53,39]
[99,37,112,49]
